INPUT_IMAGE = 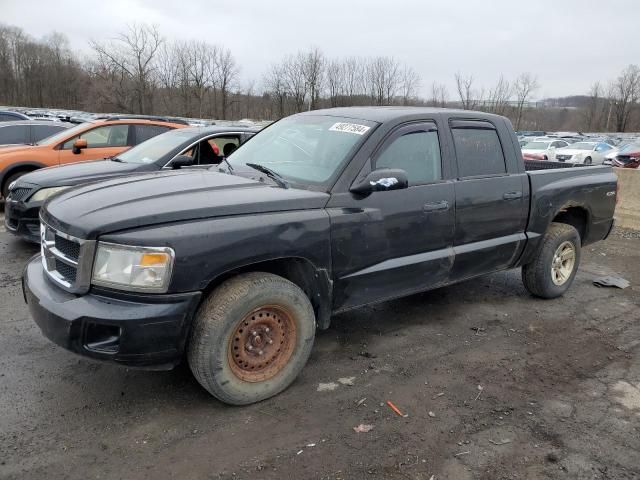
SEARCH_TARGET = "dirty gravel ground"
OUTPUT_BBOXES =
[0,212,638,479]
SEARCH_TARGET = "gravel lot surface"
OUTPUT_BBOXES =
[1,210,638,479]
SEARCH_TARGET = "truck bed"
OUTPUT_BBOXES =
[524,159,587,171]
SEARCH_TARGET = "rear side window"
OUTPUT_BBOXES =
[134,125,171,144]
[375,129,442,185]
[452,127,506,177]
[0,125,28,144]
[32,125,67,143]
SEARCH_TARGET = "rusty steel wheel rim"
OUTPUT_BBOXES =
[228,305,297,382]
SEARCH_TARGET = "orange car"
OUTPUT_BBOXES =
[0,116,188,198]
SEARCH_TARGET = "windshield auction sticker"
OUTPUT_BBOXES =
[329,122,371,135]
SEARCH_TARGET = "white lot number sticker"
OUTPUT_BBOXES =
[329,122,370,135]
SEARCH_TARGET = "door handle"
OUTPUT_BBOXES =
[503,191,523,200]
[423,200,449,212]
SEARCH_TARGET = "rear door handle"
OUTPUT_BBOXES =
[423,200,450,212]
[503,191,523,200]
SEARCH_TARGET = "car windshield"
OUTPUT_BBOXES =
[570,142,596,150]
[227,115,376,187]
[523,142,549,150]
[35,122,92,145]
[116,129,196,164]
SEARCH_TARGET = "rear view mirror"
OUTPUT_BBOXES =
[170,155,194,169]
[350,168,409,194]
[72,138,87,154]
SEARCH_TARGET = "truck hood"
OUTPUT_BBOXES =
[16,159,146,188]
[42,169,330,239]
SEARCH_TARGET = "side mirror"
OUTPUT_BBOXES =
[170,155,194,169]
[350,168,409,195]
[72,138,87,154]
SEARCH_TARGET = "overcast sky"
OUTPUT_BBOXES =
[2,0,638,99]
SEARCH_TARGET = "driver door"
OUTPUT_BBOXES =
[327,122,455,311]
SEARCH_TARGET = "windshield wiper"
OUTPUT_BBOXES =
[110,156,123,163]
[219,157,234,174]
[245,163,289,189]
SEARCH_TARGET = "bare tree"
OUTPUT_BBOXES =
[513,72,539,130]
[455,72,477,110]
[263,63,288,118]
[282,53,307,112]
[325,59,344,107]
[611,64,640,132]
[90,23,163,114]
[429,82,448,107]
[303,47,324,110]
[215,47,239,119]
[583,81,602,131]
[367,56,401,105]
[400,65,420,105]
[487,75,512,115]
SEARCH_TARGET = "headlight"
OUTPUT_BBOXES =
[92,242,175,293]
[30,186,71,202]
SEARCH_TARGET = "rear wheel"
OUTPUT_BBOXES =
[188,272,316,405]
[522,222,581,299]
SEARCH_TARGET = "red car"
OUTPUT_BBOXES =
[612,150,640,169]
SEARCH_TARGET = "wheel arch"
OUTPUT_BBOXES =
[202,256,333,330]
[551,205,589,244]
[1,161,46,194]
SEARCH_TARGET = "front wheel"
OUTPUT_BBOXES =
[188,272,316,405]
[522,222,581,299]
[584,157,592,165]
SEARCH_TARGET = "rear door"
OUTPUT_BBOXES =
[328,121,456,310]
[57,123,132,164]
[448,119,528,281]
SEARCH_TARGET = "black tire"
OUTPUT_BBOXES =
[522,222,581,299]
[2,171,27,199]
[188,272,316,405]
[584,157,592,165]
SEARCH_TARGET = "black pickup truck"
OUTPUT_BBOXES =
[23,107,617,405]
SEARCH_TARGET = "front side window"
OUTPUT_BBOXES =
[62,124,129,149]
[452,127,506,177]
[375,130,442,185]
[228,115,376,187]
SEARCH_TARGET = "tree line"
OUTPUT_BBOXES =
[1,22,639,132]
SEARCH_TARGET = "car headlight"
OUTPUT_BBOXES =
[92,242,175,293]
[30,186,71,202]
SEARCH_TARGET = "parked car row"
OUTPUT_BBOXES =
[1,107,618,405]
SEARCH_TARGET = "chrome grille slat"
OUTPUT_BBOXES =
[40,221,95,294]
[8,187,33,201]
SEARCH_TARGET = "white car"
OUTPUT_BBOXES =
[554,142,616,165]
[521,139,569,161]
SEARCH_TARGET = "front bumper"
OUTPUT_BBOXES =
[23,255,202,369]
[4,198,42,243]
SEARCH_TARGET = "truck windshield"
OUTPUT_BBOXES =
[227,115,376,187]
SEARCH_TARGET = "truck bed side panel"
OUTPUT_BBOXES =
[517,166,617,266]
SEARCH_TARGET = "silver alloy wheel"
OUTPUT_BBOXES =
[551,241,576,286]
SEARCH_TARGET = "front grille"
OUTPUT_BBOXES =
[40,221,95,293]
[55,234,80,260]
[55,259,77,283]
[8,187,33,201]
